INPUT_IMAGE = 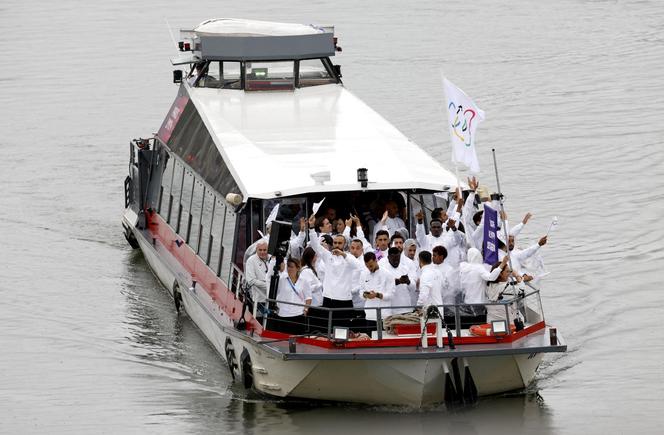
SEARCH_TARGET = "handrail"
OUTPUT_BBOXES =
[260,289,543,339]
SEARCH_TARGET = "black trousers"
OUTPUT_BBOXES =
[268,315,306,335]
[322,297,355,330]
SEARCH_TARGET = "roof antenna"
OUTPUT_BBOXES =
[164,18,179,51]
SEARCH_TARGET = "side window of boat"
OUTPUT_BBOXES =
[209,198,227,276]
[245,61,295,91]
[198,188,216,263]
[169,162,184,228]
[408,193,450,236]
[187,178,205,249]
[158,155,174,216]
[220,208,237,283]
[199,61,221,88]
[179,170,195,238]
[222,61,242,89]
[298,58,336,87]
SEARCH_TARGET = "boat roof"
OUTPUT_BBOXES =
[179,18,336,62]
[186,83,460,200]
[194,18,329,37]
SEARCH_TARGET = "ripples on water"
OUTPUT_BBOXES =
[1,0,662,433]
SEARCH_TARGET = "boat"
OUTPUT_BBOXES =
[122,18,566,407]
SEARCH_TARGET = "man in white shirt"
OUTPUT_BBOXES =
[416,251,443,308]
[359,252,395,332]
[374,230,390,262]
[379,248,417,315]
[507,234,548,278]
[244,241,269,317]
[308,214,360,328]
[415,215,466,268]
[432,246,457,307]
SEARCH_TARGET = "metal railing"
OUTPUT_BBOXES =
[255,289,545,340]
[202,260,546,342]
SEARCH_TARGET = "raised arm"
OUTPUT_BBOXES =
[415,209,428,249]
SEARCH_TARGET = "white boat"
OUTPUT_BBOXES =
[122,18,566,407]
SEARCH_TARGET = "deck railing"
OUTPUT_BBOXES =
[214,262,545,340]
[257,288,545,340]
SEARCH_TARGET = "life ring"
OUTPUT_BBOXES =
[173,283,183,314]
[469,323,516,337]
[224,338,238,381]
[240,348,254,389]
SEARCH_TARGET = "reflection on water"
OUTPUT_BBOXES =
[1,0,663,432]
[217,392,555,435]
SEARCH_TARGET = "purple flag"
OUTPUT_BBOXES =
[483,204,498,265]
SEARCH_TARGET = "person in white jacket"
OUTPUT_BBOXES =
[244,240,269,317]
[415,212,466,268]
[359,252,395,332]
[379,248,417,315]
[459,248,509,325]
[416,251,443,308]
[308,214,361,328]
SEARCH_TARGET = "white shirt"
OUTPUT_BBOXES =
[435,262,457,306]
[309,229,359,301]
[379,257,417,315]
[245,254,268,302]
[415,223,466,268]
[509,244,541,276]
[416,264,443,307]
[289,230,306,259]
[299,266,323,307]
[265,259,312,317]
[359,267,395,321]
[373,216,407,240]
[349,254,367,308]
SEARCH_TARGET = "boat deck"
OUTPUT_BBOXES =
[261,326,566,360]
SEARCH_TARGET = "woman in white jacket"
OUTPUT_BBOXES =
[266,257,312,335]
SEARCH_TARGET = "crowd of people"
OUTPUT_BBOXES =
[244,177,550,336]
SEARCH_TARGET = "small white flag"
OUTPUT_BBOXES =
[443,78,485,174]
[265,204,279,227]
[312,197,326,215]
[546,216,559,236]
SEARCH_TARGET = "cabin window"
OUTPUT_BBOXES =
[408,192,450,236]
[198,188,216,260]
[245,61,295,91]
[221,61,242,89]
[209,198,226,274]
[298,58,336,87]
[170,162,184,228]
[197,61,221,88]
[220,208,237,283]
[159,155,174,216]
[179,170,195,237]
[188,178,205,248]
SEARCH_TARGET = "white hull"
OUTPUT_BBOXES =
[128,222,549,406]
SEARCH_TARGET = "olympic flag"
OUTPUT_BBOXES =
[444,78,485,174]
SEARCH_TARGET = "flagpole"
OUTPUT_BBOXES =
[452,161,473,247]
[491,148,517,286]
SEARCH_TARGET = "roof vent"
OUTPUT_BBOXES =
[310,171,330,185]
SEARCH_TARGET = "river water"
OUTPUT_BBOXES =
[1,0,663,433]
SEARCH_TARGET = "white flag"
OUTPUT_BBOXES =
[265,204,279,227]
[444,78,485,173]
[312,197,326,215]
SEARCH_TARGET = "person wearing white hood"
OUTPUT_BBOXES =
[459,248,510,324]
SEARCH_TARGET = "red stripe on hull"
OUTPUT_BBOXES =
[146,210,263,334]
